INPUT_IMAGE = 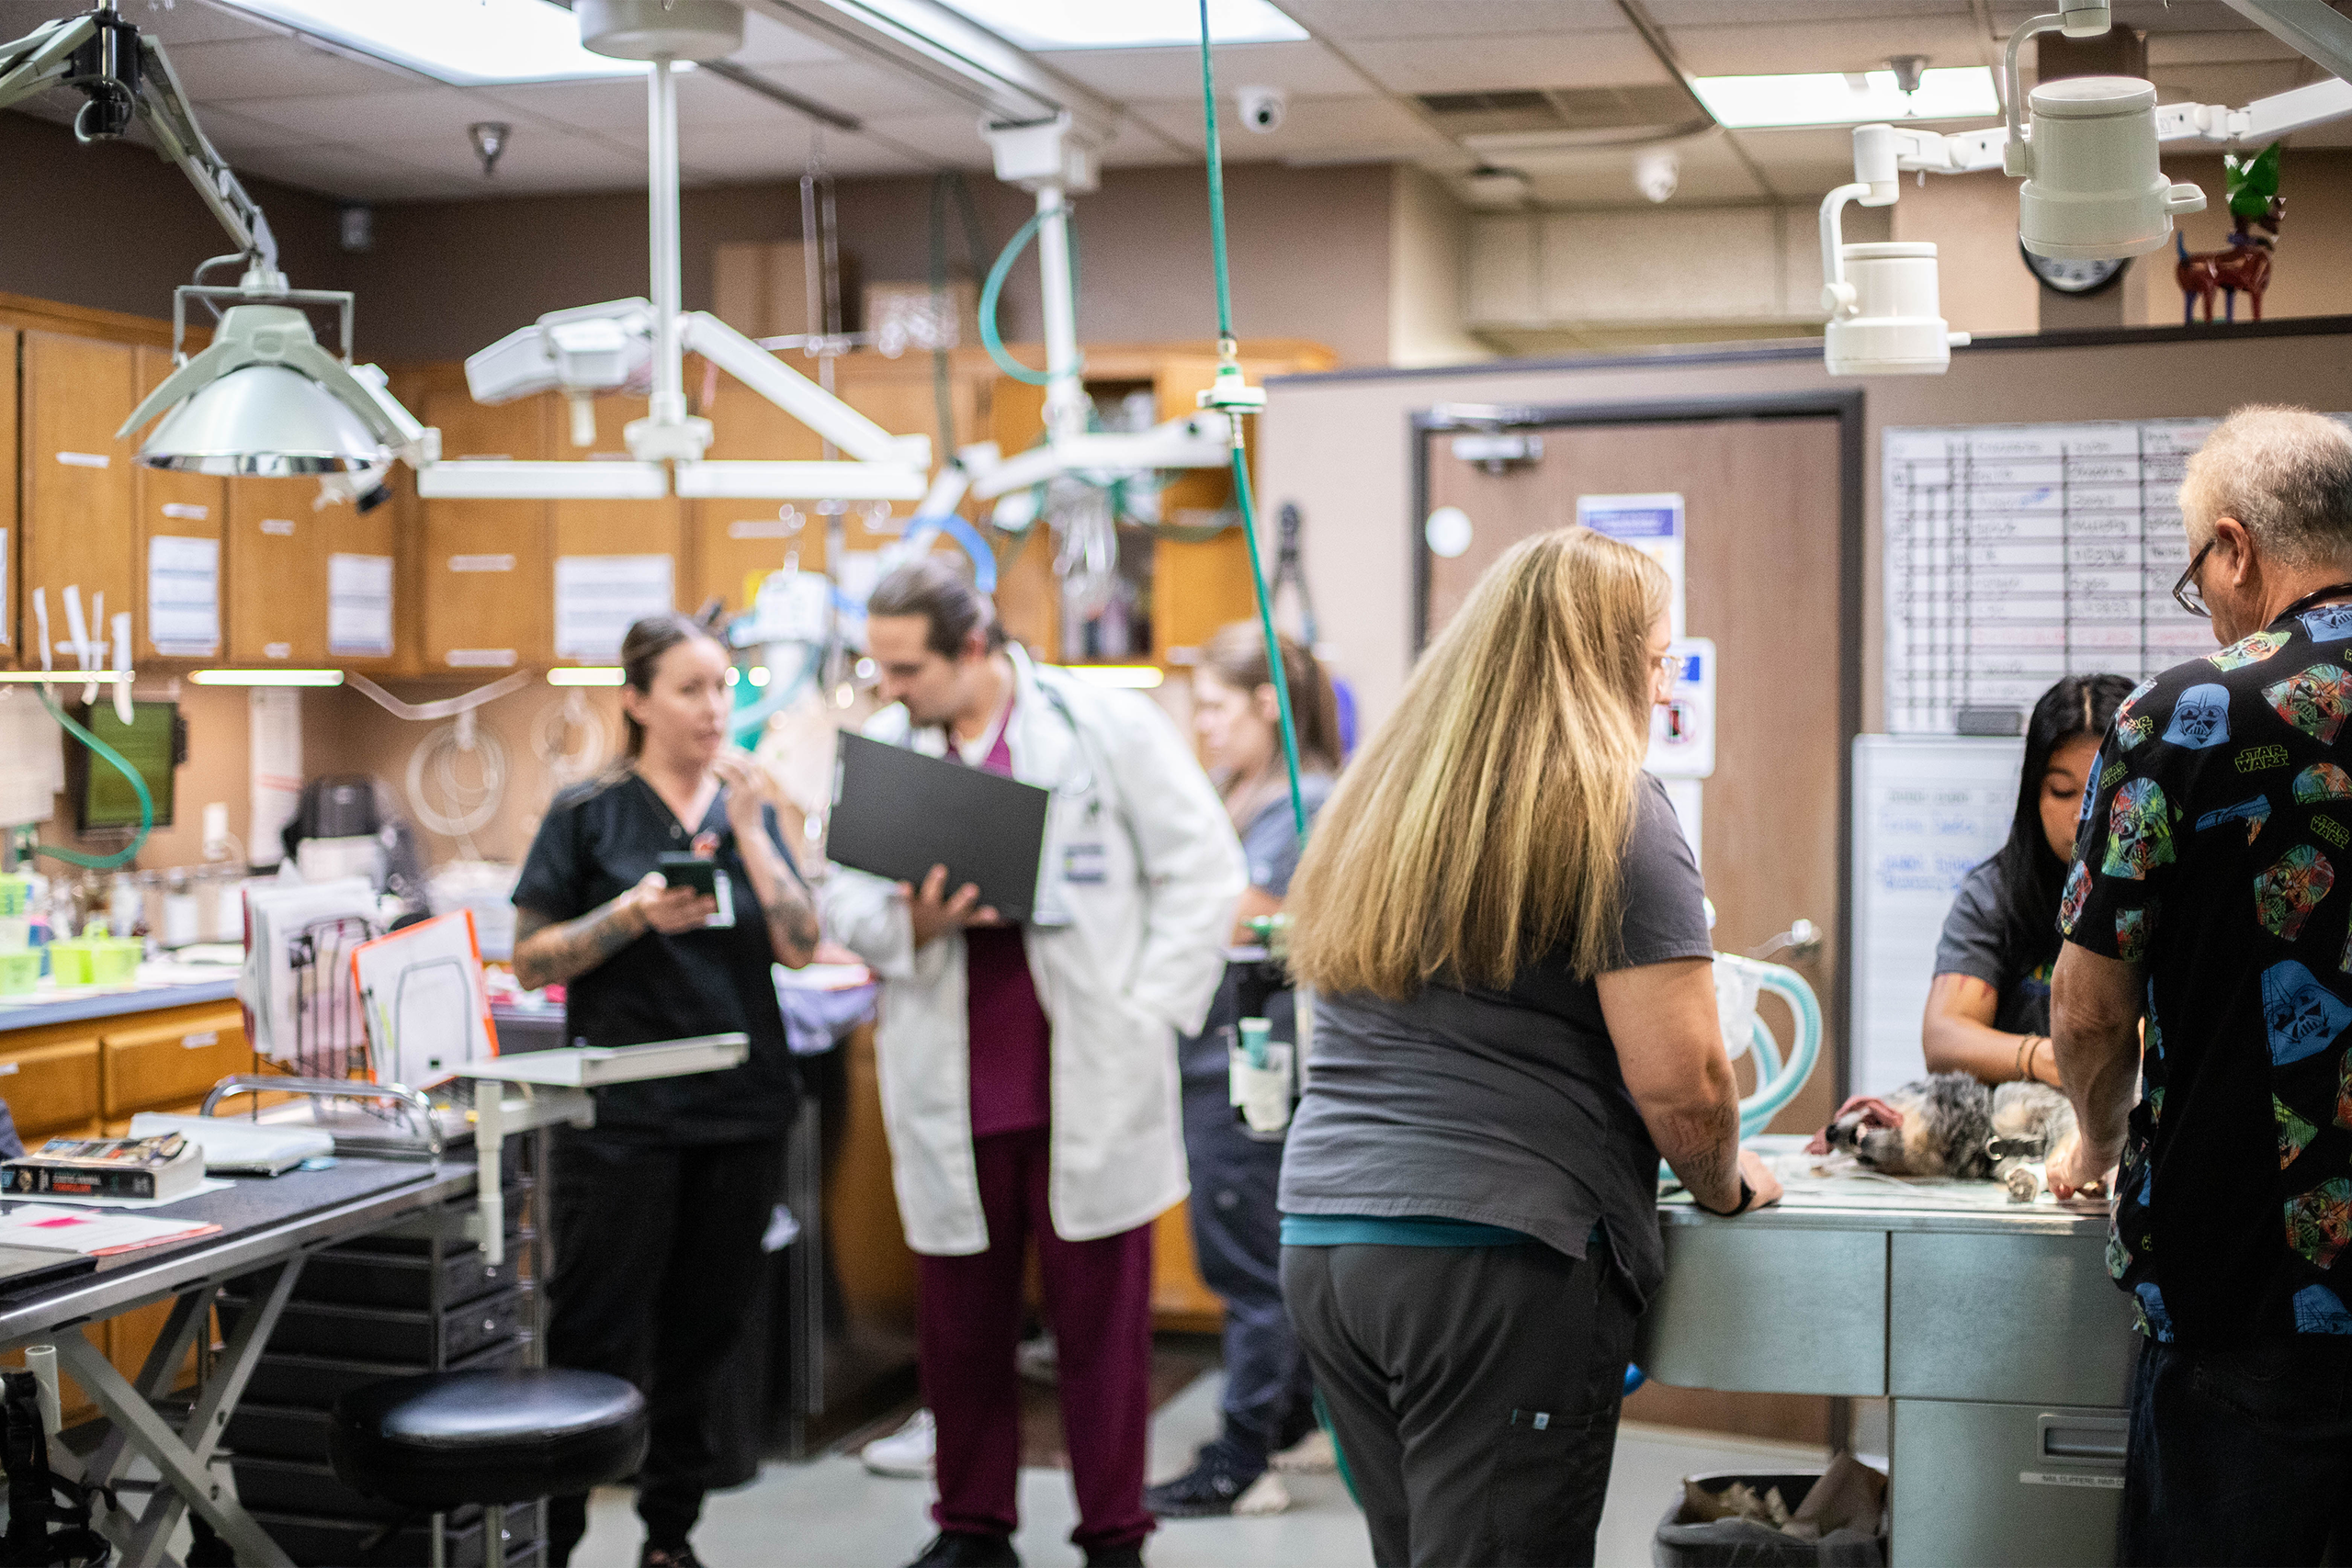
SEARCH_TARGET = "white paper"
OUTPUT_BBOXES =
[0,1204,217,1252]
[555,554,674,660]
[248,686,302,868]
[1578,492,1686,636]
[328,553,395,658]
[1645,637,1715,779]
[146,535,220,657]
[239,876,376,1062]
[1884,416,2352,734]
[1849,735,2024,1096]
[0,693,65,830]
[353,912,493,1089]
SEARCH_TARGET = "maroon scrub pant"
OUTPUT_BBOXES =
[916,1125,1156,1551]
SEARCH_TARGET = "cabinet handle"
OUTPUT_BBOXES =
[180,1032,219,1049]
[0,1063,19,1077]
[2039,1415,2127,1464]
[54,451,109,469]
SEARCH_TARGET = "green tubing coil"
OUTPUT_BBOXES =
[32,688,153,869]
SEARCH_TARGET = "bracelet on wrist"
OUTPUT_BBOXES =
[1693,1175,1755,1217]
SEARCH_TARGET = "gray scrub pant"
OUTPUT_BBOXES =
[1282,1237,1635,1568]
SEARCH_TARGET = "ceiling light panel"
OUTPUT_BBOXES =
[1690,68,1999,130]
[933,0,1306,51]
[215,0,662,85]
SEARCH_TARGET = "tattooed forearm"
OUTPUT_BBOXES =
[1651,1100,1743,1214]
[757,883,822,968]
[512,900,646,990]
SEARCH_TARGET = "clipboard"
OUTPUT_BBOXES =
[350,912,500,1089]
[827,732,1051,922]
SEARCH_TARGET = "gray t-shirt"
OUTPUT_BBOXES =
[1932,858,2056,1037]
[1278,775,1713,1305]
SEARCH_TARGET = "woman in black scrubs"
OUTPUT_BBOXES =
[1923,672,2133,1086]
[512,612,819,1568]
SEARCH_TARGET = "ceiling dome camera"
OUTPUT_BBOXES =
[1237,85,1285,134]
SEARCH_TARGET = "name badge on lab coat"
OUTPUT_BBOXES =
[1062,842,1108,885]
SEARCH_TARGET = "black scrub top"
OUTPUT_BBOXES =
[1932,857,2059,1037]
[514,771,802,1144]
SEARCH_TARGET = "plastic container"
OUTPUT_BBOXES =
[88,937,141,986]
[1654,1472,1885,1567]
[47,939,95,987]
[0,874,30,917]
[0,949,39,997]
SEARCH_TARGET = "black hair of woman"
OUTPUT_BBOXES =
[1994,673,2137,951]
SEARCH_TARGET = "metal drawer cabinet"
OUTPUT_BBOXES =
[1890,1399,2126,1568]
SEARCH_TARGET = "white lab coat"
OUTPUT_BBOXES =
[820,646,1246,1256]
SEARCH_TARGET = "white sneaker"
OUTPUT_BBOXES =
[861,1408,935,1478]
[1269,1427,1336,1474]
[1015,1331,1058,1386]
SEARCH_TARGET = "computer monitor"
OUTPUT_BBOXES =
[66,702,185,834]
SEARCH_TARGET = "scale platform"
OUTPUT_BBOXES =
[460,1033,750,1089]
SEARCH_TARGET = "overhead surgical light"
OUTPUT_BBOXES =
[0,5,435,502]
[1814,0,2352,377]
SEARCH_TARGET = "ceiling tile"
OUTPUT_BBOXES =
[1125,94,1448,162]
[1345,32,1673,93]
[219,140,471,203]
[734,9,845,68]
[2147,30,2305,66]
[1670,17,1993,76]
[1990,1,2253,31]
[1273,1,1629,40]
[178,99,337,152]
[1646,0,1974,20]
[160,34,417,99]
[354,129,651,193]
[730,59,962,118]
[1045,41,1365,99]
[474,78,656,134]
[220,85,489,141]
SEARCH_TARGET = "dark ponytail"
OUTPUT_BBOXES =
[618,610,726,759]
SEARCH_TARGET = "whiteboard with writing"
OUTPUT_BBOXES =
[1851,735,2023,1096]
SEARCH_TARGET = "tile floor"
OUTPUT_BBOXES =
[571,1373,1830,1568]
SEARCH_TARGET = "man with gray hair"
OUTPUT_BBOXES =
[2051,405,2352,1563]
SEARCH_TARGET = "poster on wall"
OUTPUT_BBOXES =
[248,686,302,868]
[1577,492,1686,636]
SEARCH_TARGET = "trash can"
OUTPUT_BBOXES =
[1653,1470,1887,1568]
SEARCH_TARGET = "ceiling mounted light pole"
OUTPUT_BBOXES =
[0,4,435,505]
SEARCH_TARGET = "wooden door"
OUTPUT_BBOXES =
[224,477,331,664]
[1425,414,1851,1445]
[421,383,550,671]
[21,333,137,672]
[131,347,227,662]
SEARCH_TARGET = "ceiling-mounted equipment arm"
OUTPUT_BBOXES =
[0,7,277,274]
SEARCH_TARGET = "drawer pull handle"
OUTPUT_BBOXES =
[2041,1419,2127,1463]
[0,1063,18,1077]
[180,1032,219,1049]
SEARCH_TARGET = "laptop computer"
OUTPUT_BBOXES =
[827,732,1052,923]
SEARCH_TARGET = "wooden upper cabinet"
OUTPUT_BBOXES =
[548,393,683,665]
[1148,355,1254,663]
[131,345,227,662]
[224,476,330,665]
[0,328,16,662]
[685,369,826,620]
[419,380,550,671]
[20,333,138,673]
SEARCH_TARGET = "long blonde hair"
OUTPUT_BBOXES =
[1287,526,1668,998]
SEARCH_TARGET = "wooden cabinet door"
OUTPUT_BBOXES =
[98,1008,251,1116]
[550,394,683,663]
[131,345,227,662]
[0,1036,101,1141]
[21,333,137,672]
[0,328,17,663]
[224,476,331,664]
[421,384,549,671]
[685,372,824,618]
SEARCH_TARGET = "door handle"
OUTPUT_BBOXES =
[2039,1413,2128,1466]
[1751,919,1824,962]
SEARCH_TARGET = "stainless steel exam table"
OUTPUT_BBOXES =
[1637,1161,2137,1568]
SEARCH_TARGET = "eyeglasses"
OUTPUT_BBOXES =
[2173,539,2215,618]
[1654,652,1681,685]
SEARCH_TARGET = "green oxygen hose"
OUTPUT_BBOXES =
[32,688,153,870]
[1196,1,1309,843]
[978,206,1083,389]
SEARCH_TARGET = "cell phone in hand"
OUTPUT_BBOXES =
[657,852,720,898]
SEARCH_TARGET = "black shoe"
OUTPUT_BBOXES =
[1144,1439,1267,1519]
[1083,1545,1146,1568]
[642,1548,705,1568]
[903,1532,1021,1568]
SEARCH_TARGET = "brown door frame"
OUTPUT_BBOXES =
[1408,389,1866,1100]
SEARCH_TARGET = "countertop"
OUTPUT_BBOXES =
[0,965,242,1033]
[1659,1140,2115,1239]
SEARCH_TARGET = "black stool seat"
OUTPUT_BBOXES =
[328,1369,649,1512]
